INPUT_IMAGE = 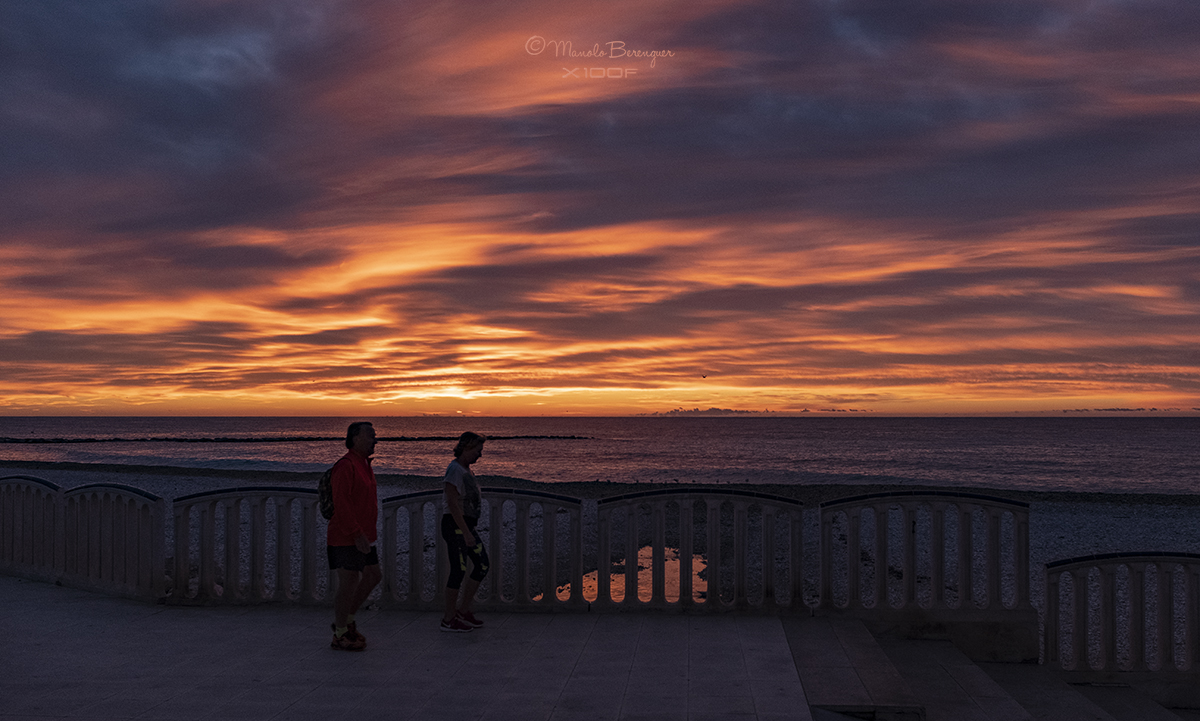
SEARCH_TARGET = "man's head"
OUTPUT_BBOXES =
[345,421,377,457]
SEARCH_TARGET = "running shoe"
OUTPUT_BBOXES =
[331,623,366,650]
[456,611,484,628]
[440,616,473,633]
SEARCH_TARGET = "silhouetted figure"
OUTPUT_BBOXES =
[440,431,490,632]
[327,421,382,650]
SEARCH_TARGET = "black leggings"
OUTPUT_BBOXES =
[441,514,489,589]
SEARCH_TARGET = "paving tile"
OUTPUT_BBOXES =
[791,665,871,708]
[548,708,621,721]
[688,677,753,697]
[479,702,555,721]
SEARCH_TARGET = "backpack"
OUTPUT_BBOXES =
[317,466,336,520]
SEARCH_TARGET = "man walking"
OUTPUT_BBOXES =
[327,421,382,651]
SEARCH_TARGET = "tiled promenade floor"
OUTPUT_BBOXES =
[0,577,812,721]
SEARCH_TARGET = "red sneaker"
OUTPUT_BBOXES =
[440,616,473,633]
[456,611,484,628]
[331,623,365,651]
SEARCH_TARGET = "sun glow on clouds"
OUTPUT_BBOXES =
[2,0,1199,415]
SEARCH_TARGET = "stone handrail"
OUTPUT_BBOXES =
[819,491,1031,611]
[171,486,327,604]
[379,487,585,611]
[1045,552,1200,672]
[0,475,64,584]
[595,488,804,610]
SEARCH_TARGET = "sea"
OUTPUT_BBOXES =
[1,416,1198,495]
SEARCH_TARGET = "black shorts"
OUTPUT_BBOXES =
[327,544,379,571]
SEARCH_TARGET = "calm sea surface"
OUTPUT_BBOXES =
[1,416,1197,494]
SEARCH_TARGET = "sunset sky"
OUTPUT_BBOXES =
[2,0,1199,416]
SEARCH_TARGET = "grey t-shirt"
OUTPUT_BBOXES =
[443,459,481,519]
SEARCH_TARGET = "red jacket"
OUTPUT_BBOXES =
[326,451,378,546]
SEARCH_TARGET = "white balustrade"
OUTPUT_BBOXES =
[380,488,585,611]
[1045,552,1200,672]
[0,475,64,583]
[61,483,167,599]
[170,487,326,604]
[819,491,1031,611]
[595,488,804,610]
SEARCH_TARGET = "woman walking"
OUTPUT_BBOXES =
[441,431,489,632]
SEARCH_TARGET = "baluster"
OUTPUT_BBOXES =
[111,498,125,587]
[410,504,426,604]
[1073,568,1090,670]
[931,504,946,608]
[173,504,190,598]
[1188,564,1200,670]
[624,504,638,604]
[762,507,776,606]
[53,491,65,576]
[88,494,99,583]
[223,498,240,601]
[0,487,10,566]
[958,505,973,608]
[199,501,215,598]
[148,502,163,596]
[873,504,887,608]
[706,500,720,607]
[1101,566,1116,671]
[432,502,446,603]
[680,499,694,607]
[651,501,665,605]
[516,500,531,604]
[820,510,833,608]
[300,499,318,602]
[96,493,110,585]
[569,505,582,605]
[133,500,145,591]
[790,508,803,609]
[847,509,861,609]
[250,496,267,600]
[1046,571,1061,668]
[276,498,293,602]
[1131,563,1147,670]
[56,490,68,581]
[380,505,395,602]
[734,502,747,607]
[488,499,502,603]
[903,503,916,608]
[542,503,557,606]
[987,509,1002,609]
[1157,563,1173,670]
[1016,511,1031,608]
[597,506,611,604]
[65,497,78,578]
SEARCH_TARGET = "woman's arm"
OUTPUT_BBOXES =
[444,482,476,547]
